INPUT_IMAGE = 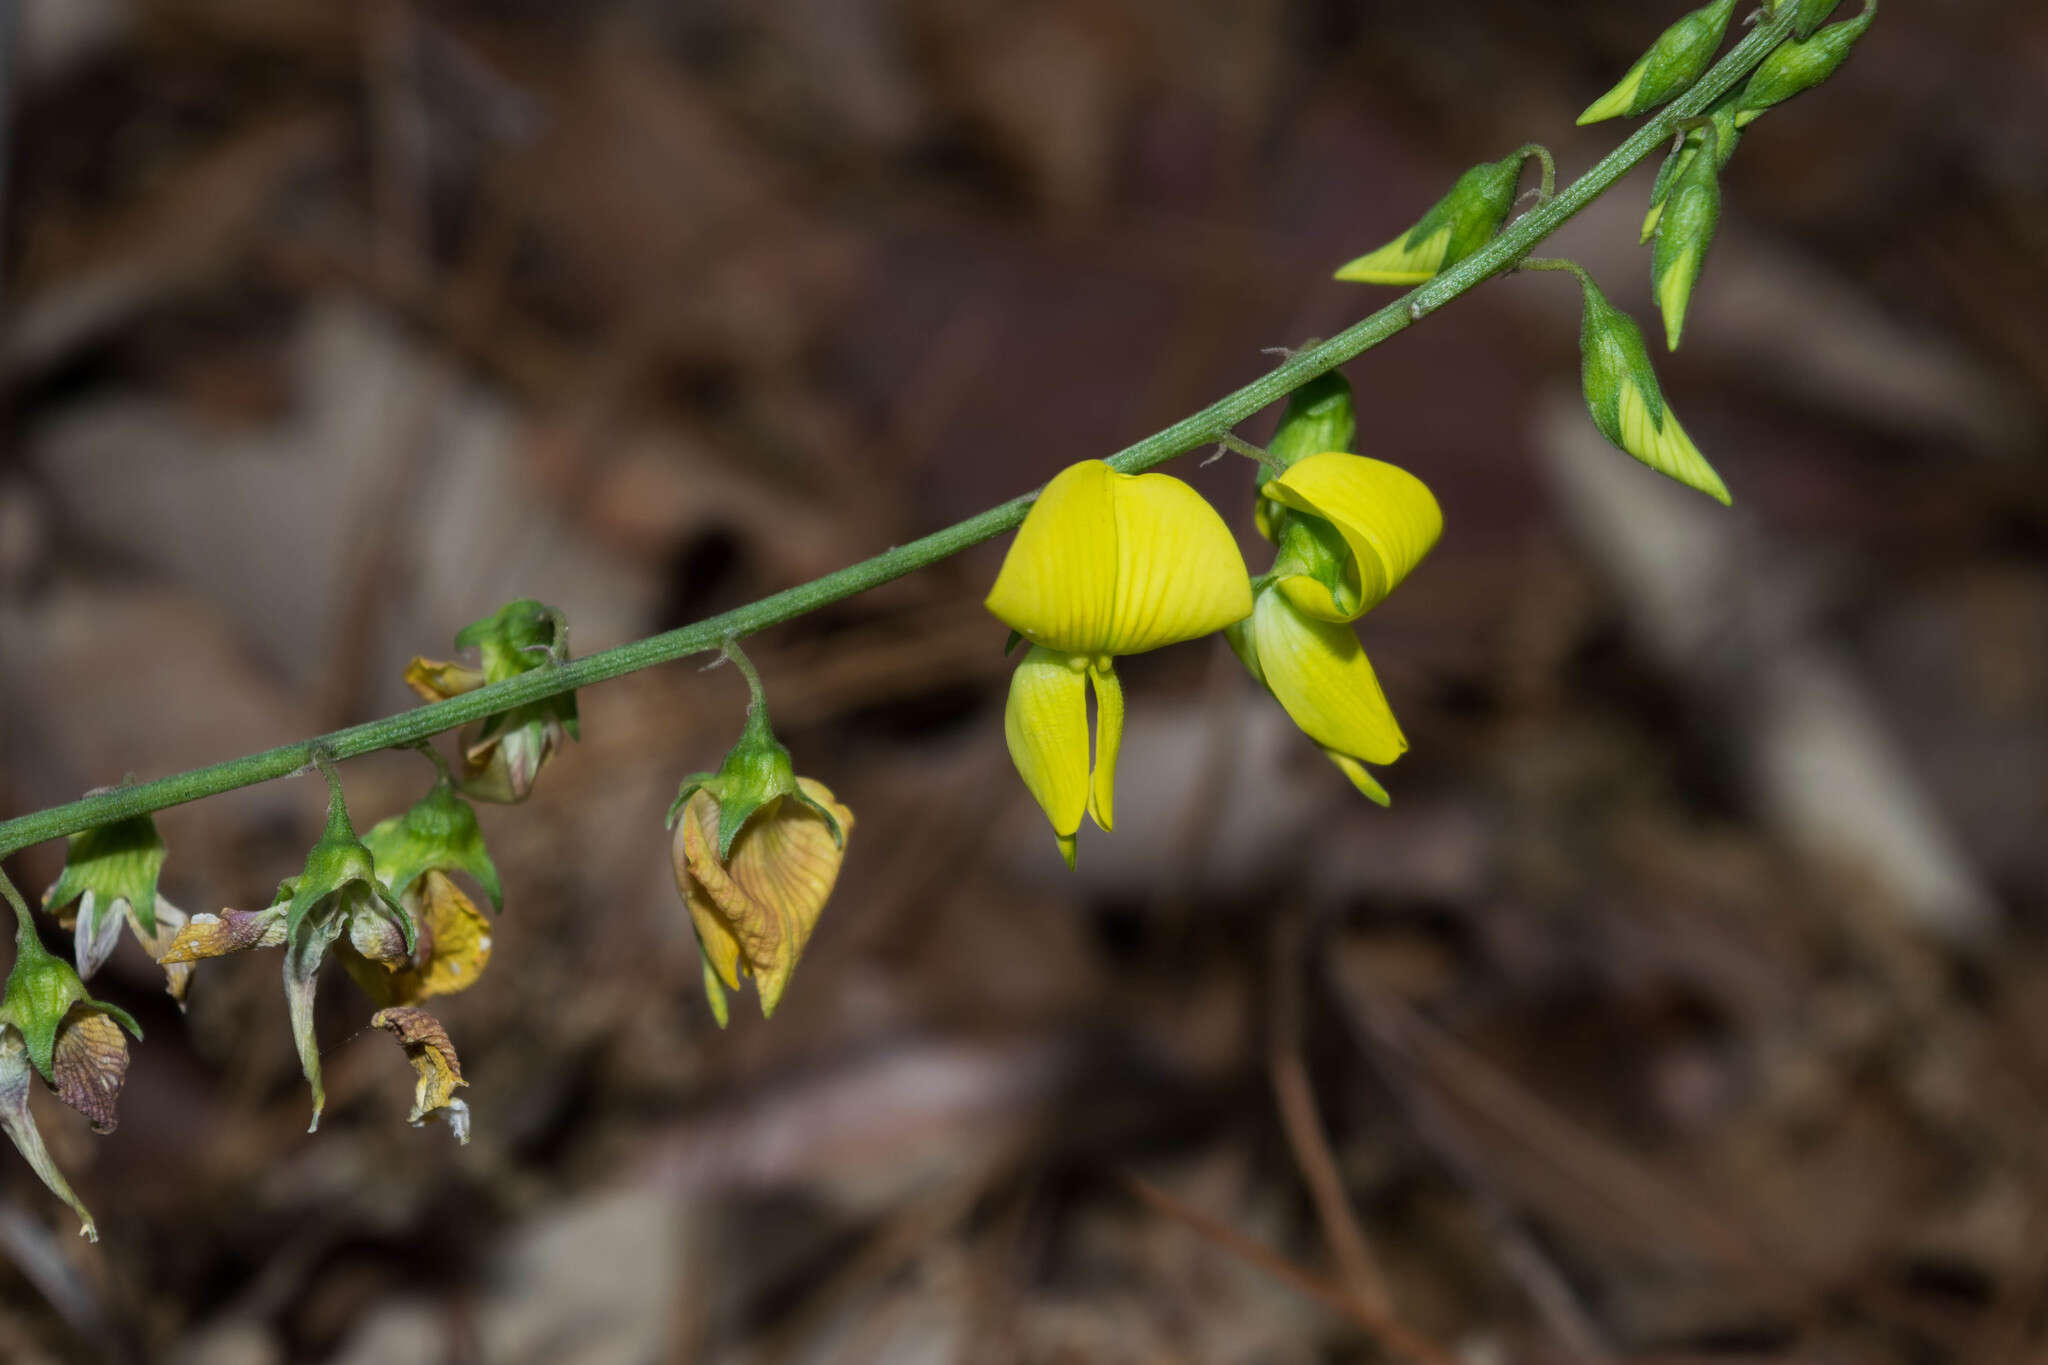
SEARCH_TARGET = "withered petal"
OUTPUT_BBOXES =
[52,1009,129,1135]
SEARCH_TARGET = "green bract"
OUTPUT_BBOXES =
[1578,0,1739,125]
[1734,0,1876,127]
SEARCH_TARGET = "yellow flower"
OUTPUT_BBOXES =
[340,871,494,1008]
[985,461,1252,864]
[1230,440,1443,803]
[672,777,853,1023]
[371,1006,470,1144]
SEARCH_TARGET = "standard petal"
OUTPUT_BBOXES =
[1252,589,1407,766]
[403,657,486,702]
[1085,663,1123,832]
[985,461,1121,652]
[1263,453,1443,620]
[679,789,753,994]
[726,780,852,1016]
[51,1008,129,1135]
[1105,472,1253,653]
[1332,224,1452,286]
[1004,647,1090,847]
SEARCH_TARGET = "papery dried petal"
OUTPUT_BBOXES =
[404,657,486,702]
[134,898,197,1007]
[51,1008,129,1134]
[371,1006,469,1143]
[158,907,286,964]
[73,890,127,980]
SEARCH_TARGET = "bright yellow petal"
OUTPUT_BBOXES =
[1333,225,1452,285]
[1252,588,1406,765]
[1086,662,1123,832]
[1263,453,1443,620]
[1578,61,1647,125]
[986,462,1250,654]
[1615,379,1731,504]
[1005,647,1090,846]
[985,462,1120,653]
[1324,750,1392,807]
[1104,471,1252,653]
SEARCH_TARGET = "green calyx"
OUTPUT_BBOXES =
[667,705,844,863]
[362,780,504,913]
[1579,0,1739,125]
[1783,0,1843,39]
[1578,273,1664,444]
[1650,120,1723,351]
[43,813,165,937]
[1256,372,1360,543]
[458,598,571,683]
[1267,373,1357,470]
[1734,0,1875,126]
[290,764,415,955]
[1,919,141,1082]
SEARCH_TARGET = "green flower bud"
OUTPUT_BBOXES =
[1578,0,1739,125]
[1575,271,1731,503]
[1333,149,1532,285]
[1650,123,1723,351]
[362,780,503,913]
[1255,373,1358,543]
[1733,0,1876,127]
[1641,94,1741,243]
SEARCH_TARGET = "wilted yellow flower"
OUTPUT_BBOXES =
[341,871,494,1008]
[985,461,1252,865]
[371,1006,469,1143]
[406,599,579,804]
[671,777,853,1024]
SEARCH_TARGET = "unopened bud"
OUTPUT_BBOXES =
[1579,0,1739,125]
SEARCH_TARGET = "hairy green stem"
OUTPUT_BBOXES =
[0,6,1795,859]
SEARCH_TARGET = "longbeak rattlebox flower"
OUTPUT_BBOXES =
[406,599,579,804]
[1228,379,1443,802]
[669,664,852,1025]
[985,461,1252,866]
[159,768,416,1131]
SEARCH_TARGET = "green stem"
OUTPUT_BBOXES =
[0,7,1795,859]
[0,868,34,937]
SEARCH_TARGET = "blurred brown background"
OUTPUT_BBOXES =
[0,0,2045,1361]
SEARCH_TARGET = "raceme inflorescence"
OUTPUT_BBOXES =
[0,0,1871,1238]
